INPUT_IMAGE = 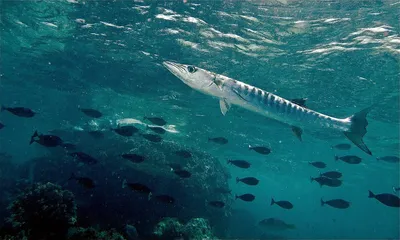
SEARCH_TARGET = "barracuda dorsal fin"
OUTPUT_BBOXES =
[291,126,303,141]
[291,98,307,107]
[219,99,231,116]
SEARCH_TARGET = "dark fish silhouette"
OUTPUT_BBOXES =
[309,161,326,169]
[141,133,162,142]
[311,176,342,187]
[376,156,399,163]
[30,131,63,147]
[143,116,167,126]
[69,152,98,165]
[1,105,36,118]
[208,201,225,208]
[290,98,307,107]
[0,122,4,130]
[335,155,361,164]
[214,187,232,195]
[227,160,251,169]
[321,198,350,209]
[393,187,400,193]
[79,108,102,118]
[147,125,166,134]
[69,173,95,189]
[173,169,191,178]
[249,145,271,155]
[208,137,228,145]
[154,194,175,204]
[174,150,192,158]
[271,198,293,209]
[368,190,400,208]
[113,126,138,137]
[236,177,259,186]
[168,163,183,170]
[61,143,77,151]
[122,180,151,194]
[122,153,145,163]
[332,143,351,150]
[259,218,295,230]
[88,130,105,139]
[235,193,255,202]
[320,171,342,179]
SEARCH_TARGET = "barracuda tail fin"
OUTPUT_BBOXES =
[344,106,373,155]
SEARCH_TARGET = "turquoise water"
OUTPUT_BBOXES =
[0,0,399,239]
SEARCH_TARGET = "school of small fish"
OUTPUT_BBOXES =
[1,100,399,235]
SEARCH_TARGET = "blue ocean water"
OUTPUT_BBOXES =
[0,0,399,239]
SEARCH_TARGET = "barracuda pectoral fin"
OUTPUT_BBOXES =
[291,126,303,141]
[219,99,231,116]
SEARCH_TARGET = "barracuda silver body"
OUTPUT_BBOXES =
[163,61,372,155]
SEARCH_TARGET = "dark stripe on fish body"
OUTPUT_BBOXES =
[269,95,275,108]
[249,87,256,99]
[257,89,263,102]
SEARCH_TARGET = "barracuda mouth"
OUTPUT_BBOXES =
[163,61,187,80]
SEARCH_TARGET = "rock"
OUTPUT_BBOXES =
[7,182,76,239]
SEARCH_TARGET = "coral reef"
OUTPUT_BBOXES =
[7,182,77,239]
[152,217,215,240]
[67,227,126,240]
[182,218,214,240]
[152,217,183,239]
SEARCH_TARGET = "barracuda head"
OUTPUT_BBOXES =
[163,61,222,97]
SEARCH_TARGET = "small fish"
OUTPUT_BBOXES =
[311,176,342,187]
[88,130,105,139]
[122,180,151,194]
[143,116,167,126]
[154,194,175,204]
[271,198,293,209]
[368,190,400,208]
[141,133,162,142]
[259,218,295,231]
[122,153,145,163]
[113,126,139,137]
[332,143,351,150]
[214,187,232,195]
[174,150,192,158]
[393,187,400,193]
[208,137,228,145]
[0,122,4,129]
[335,155,362,164]
[125,224,139,240]
[227,160,251,169]
[69,173,95,189]
[1,105,36,118]
[173,169,191,178]
[248,145,271,155]
[320,171,342,179]
[235,193,255,202]
[208,201,225,208]
[69,152,98,164]
[147,125,166,134]
[308,161,326,169]
[236,177,259,186]
[30,131,63,147]
[321,198,350,209]
[60,143,77,151]
[79,108,102,118]
[376,156,399,163]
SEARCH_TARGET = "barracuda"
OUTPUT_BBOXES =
[163,61,372,155]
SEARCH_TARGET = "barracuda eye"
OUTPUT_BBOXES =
[187,66,197,73]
